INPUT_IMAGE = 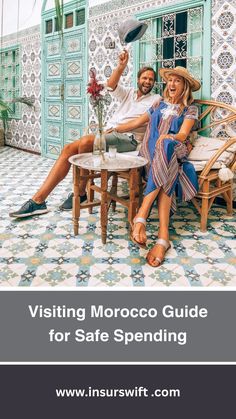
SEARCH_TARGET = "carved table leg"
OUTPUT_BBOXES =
[101,169,108,244]
[128,168,139,229]
[88,170,95,214]
[73,165,80,235]
[111,173,118,212]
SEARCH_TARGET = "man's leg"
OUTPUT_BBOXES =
[9,134,95,218]
[33,136,94,203]
[105,132,138,153]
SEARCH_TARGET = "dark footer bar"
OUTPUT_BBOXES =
[0,365,234,418]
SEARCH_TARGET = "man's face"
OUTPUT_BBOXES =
[137,70,155,95]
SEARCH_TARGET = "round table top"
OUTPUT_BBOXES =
[69,152,148,171]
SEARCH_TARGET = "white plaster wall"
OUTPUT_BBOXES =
[0,0,106,36]
[0,0,41,35]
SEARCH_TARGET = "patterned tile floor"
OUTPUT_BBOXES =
[0,146,236,287]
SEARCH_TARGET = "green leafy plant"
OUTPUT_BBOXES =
[32,0,64,36]
[0,97,35,143]
[54,0,64,35]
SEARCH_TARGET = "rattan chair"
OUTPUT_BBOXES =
[191,100,236,231]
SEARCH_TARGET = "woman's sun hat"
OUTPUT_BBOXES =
[159,66,201,91]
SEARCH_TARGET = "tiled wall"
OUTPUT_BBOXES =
[88,0,236,197]
[1,25,41,153]
[211,0,236,137]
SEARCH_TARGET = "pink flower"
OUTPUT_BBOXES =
[87,69,107,131]
[87,70,104,101]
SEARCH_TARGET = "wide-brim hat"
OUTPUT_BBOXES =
[159,66,201,91]
[118,18,148,44]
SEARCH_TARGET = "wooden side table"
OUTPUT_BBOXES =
[68,153,148,244]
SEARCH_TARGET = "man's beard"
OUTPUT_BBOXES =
[137,82,153,95]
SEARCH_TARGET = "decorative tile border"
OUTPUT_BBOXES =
[89,0,181,17]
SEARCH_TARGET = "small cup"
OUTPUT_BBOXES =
[109,145,117,159]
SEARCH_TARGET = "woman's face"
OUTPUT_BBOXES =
[166,74,185,103]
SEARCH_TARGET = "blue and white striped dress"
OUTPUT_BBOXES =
[140,99,199,213]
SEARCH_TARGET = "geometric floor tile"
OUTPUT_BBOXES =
[0,146,236,287]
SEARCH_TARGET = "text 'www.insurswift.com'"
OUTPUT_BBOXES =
[56,387,181,399]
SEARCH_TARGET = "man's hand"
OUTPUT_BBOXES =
[106,50,129,91]
[105,128,114,134]
[118,50,129,69]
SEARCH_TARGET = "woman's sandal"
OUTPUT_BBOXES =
[146,238,171,267]
[130,217,147,249]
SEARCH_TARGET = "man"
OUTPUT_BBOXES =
[10,51,160,218]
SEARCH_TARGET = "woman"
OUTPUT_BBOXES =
[114,66,201,267]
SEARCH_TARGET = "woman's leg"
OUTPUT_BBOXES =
[32,134,94,203]
[132,188,160,245]
[146,188,172,267]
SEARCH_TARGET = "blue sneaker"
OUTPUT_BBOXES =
[9,199,48,218]
[59,192,87,211]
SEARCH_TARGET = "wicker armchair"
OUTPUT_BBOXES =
[191,100,236,232]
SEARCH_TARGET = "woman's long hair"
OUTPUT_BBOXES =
[163,78,194,111]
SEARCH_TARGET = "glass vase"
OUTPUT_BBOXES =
[93,129,106,155]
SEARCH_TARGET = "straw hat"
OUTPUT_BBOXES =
[159,66,201,91]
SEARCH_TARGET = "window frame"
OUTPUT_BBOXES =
[44,7,86,34]
[133,0,211,100]
[0,44,21,119]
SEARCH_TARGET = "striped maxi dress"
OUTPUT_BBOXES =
[140,99,199,214]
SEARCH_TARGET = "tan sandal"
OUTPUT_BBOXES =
[130,217,147,249]
[146,238,171,267]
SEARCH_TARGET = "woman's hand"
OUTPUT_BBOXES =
[156,134,172,145]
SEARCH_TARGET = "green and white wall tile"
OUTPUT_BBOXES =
[0,25,41,153]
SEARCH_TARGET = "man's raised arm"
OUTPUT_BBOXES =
[106,50,129,91]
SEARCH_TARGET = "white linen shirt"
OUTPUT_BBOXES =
[106,84,161,143]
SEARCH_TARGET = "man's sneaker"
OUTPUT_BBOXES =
[59,192,87,211]
[9,199,48,218]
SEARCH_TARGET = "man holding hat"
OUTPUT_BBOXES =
[10,51,161,217]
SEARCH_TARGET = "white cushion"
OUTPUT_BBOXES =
[188,135,236,171]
